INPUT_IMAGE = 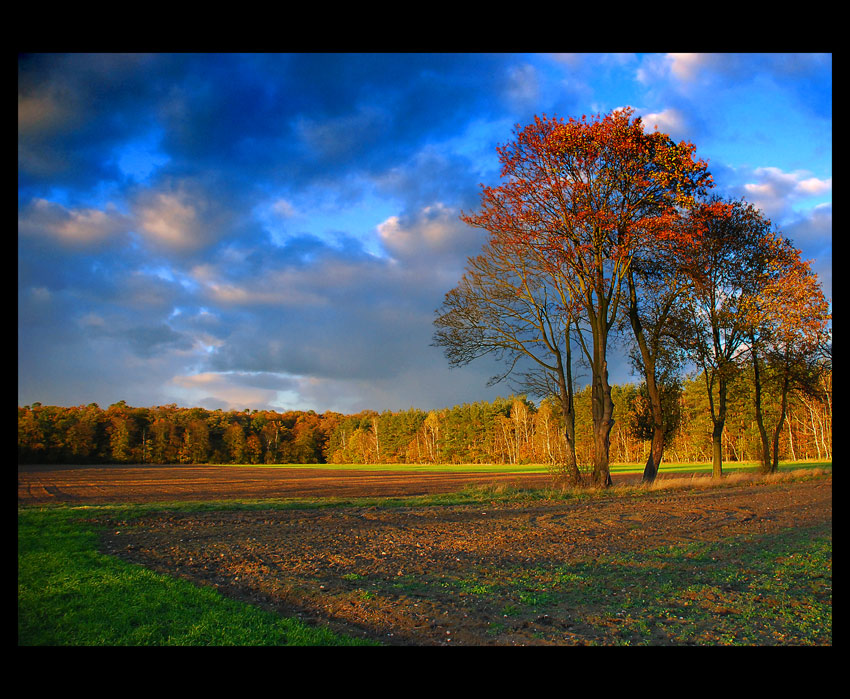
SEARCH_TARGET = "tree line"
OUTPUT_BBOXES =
[18,366,831,468]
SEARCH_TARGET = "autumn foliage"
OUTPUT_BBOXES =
[454,109,717,485]
[439,108,830,483]
[18,373,832,467]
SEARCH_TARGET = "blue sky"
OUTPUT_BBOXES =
[18,53,832,414]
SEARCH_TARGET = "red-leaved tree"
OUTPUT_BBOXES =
[458,108,712,485]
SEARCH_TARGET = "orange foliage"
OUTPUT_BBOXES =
[461,108,713,281]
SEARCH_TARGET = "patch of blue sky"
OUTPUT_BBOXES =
[139,264,177,283]
[41,186,73,207]
[438,117,509,177]
[697,83,830,175]
[148,264,199,294]
[256,185,400,258]
[113,128,171,183]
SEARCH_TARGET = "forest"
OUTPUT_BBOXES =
[17,366,831,471]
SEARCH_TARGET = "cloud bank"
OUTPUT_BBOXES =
[18,53,832,412]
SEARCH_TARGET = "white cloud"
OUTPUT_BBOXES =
[639,107,690,139]
[667,53,715,83]
[137,191,202,250]
[377,203,471,261]
[271,198,297,218]
[783,203,832,254]
[170,371,284,411]
[18,198,129,247]
[504,63,540,108]
[640,53,744,88]
[741,166,832,218]
[796,176,832,197]
[131,178,242,255]
[190,262,332,308]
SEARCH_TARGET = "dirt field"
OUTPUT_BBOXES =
[17,463,563,505]
[18,464,833,645]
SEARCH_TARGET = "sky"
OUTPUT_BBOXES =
[18,53,832,415]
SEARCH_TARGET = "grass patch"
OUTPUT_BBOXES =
[224,459,831,477]
[18,507,377,646]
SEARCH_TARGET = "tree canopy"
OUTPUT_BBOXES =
[434,109,830,485]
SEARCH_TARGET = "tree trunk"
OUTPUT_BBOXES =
[555,337,582,485]
[626,267,669,486]
[560,388,582,485]
[642,425,665,484]
[711,420,724,478]
[640,380,666,484]
[591,362,615,487]
[704,368,727,478]
[786,417,796,462]
[751,346,772,474]
[768,371,791,474]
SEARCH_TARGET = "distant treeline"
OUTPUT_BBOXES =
[19,370,831,467]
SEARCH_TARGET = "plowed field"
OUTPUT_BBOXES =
[18,464,832,645]
[18,463,562,505]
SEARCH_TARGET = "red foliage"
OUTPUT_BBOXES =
[461,108,714,281]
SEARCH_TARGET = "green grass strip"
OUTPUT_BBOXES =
[18,507,377,646]
[223,460,831,476]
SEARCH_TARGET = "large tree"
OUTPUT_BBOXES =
[454,109,712,486]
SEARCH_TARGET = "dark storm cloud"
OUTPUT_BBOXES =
[20,53,516,194]
[106,323,196,358]
[18,53,168,195]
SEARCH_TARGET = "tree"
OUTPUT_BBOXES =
[433,226,583,481]
[106,401,134,463]
[623,249,688,483]
[18,405,48,463]
[627,374,682,462]
[452,109,712,485]
[739,231,831,473]
[223,422,247,463]
[180,419,210,464]
[667,197,768,478]
[64,405,100,462]
[246,433,263,464]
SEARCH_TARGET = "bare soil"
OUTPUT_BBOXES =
[17,463,560,505]
[18,464,832,645]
